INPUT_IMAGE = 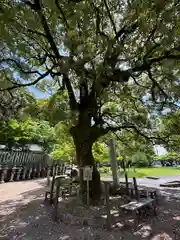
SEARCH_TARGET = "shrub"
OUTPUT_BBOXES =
[99,166,110,174]
[131,152,149,167]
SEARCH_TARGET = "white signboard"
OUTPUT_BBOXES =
[65,169,71,175]
[83,166,93,181]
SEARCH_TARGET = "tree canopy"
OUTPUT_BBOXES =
[1,1,179,133]
[0,0,179,202]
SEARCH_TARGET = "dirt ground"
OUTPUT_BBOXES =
[1,179,180,240]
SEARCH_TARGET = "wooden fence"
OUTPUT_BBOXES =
[0,150,66,183]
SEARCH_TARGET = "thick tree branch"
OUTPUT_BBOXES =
[101,124,168,143]
[134,51,180,72]
[116,21,138,40]
[63,74,78,110]
[27,28,47,38]
[24,0,41,10]
[24,0,78,111]
[143,44,160,61]
[90,3,109,40]
[148,69,169,103]
[55,0,69,30]
[0,68,53,91]
[131,75,148,88]
[103,0,117,38]
[37,11,62,59]
[149,53,180,64]
[0,58,41,75]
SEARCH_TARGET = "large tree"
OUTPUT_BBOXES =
[0,0,179,203]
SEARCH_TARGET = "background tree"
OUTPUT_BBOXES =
[155,152,180,166]
[131,152,149,168]
[0,81,30,122]
[0,118,56,152]
[92,141,109,164]
[159,110,180,153]
[24,92,70,125]
[0,0,179,202]
[51,122,75,162]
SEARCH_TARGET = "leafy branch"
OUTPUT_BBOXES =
[0,68,53,91]
[24,0,78,111]
[0,58,41,75]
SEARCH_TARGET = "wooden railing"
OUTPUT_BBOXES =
[0,150,66,183]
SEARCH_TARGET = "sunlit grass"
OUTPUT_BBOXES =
[101,167,180,178]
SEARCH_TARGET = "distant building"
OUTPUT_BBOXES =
[154,145,168,156]
[0,144,43,153]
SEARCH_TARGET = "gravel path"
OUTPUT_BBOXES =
[102,175,180,189]
[1,179,180,240]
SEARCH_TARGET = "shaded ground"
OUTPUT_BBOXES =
[1,179,180,239]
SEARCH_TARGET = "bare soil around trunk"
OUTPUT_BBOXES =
[1,179,180,239]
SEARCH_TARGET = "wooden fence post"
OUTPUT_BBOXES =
[1,166,8,183]
[16,167,22,181]
[10,166,16,182]
[53,178,60,221]
[47,165,51,186]
[50,165,57,204]
[28,167,32,179]
[22,167,27,180]
[0,165,4,183]
[133,177,139,200]
[108,139,119,187]
[125,173,129,196]
[104,182,111,230]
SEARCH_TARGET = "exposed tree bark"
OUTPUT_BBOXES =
[70,122,102,204]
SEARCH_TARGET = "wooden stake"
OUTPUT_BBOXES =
[104,182,111,230]
[133,177,139,200]
[50,165,57,204]
[109,139,119,187]
[125,172,129,196]
[87,178,89,206]
[53,178,60,221]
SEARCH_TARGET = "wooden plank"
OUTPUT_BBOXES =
[120,198,155,212]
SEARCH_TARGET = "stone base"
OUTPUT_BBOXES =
[160,181,180,188]
[146,177,159,180]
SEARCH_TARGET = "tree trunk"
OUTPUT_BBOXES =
[71,125,102,205]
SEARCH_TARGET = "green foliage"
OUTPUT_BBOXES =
[27,120,56,152]
[159,110,180,152]
[50,146,74,162]
[92,142,109,163]
[0,118,56,152]
[24,92,71,126]
[155,152,180,164]
[0,88,31,122]
[99,166,110,174]
[50,122,75,162]
[131,152,149,167]
[115,131,155,161]
[0,0,179,127]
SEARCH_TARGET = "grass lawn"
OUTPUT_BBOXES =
[101,167,180,178]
